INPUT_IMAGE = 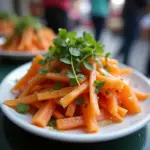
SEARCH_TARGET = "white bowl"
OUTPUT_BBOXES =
[0,62,150,142]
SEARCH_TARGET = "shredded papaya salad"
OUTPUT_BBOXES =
[4,29,150,133]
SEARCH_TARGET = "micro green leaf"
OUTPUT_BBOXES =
[16,103,29,114]
[83,60,93,70]
[69,78,78,86]
[38,68,49,74]
[83,32,93,41]
[58,28,67,39]
[75,97,85,105]
[94,80,105,94]
[68,32,77,39]
[52,38,61,46]
[53,38,67,47]
[75,58,80,62]
[49,46,55,56]
[104,65,111,72]
[43,52,51,59]
[105,52,111,60]
[60,57,71,64]
[69,48,80,56]
[55,81,62,90]
[95,45,104,56]
[48,118,56,127]
[67,70,75,79]
[82,47,93,52]
[95,56,103,67]
[75,64,81,72]
[38,59,47,66]
[77,74,85,80]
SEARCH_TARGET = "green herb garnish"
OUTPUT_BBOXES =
[67,71,85,86]
[16,103,30,114]
[104,65,111,72]
[69,78,78,86]
[38,68,49,74]
[75,97,85,105]
[102,73,107,76]
[94,80,105,94]
[105,52,111,61]
[67,70,75,79]
[48,119,56,128]
[55,81,62,90]
[83,61,93,70]
[38,29,109,85]
[38,59,47,66]
[54,67,60,73]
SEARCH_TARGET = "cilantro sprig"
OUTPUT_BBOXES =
[38,29,110,85]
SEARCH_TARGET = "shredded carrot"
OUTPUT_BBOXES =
[45,73,69,82]
[4,94,37,107]
[118,84,141,114]
[89,62,100,115]
[98,94,123,122]
[53,110,65,119]
[107,93,118,116]
[60,81,89,108]
[37,87,75,101]
[12,54,44,92]
[96,72,124,90]
[32,100,56,127]
[83,95,99,133]
[56,116,84,130]
[19,74,45,97]
[133,88,149,101]
[119,68,133,75]
[100,57,118,66]
[66,102,76,117]
[31,101,44,109]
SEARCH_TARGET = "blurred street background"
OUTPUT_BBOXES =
[0,0,149,75]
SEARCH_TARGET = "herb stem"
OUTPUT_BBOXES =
[71,55,80,85]
[79,53,91,63]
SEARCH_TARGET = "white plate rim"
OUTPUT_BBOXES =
[0,37,46,58]
[0,62,150,143]
[0,50,46,57]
